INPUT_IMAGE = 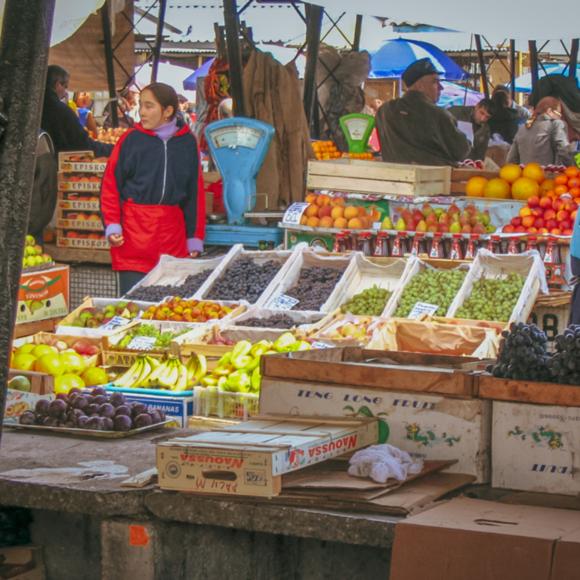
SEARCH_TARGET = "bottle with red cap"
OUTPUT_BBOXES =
[429,233,444,259]
[373,231,389,257]
[449,233,464,260]
[464,234,480,260]
[391,233,404,257]
[356,232,373,256]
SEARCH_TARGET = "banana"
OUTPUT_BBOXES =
[114,358,145,388]
[145,359,170,387]
[158,358,180,389]
[145,355,160,370]
[173,363,189,391]
[132,357,152,387]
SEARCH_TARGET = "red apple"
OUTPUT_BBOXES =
[511,217,522,227]
[515,226,527,233]
[539,197,552,209]
[502,225,515,233]
[544,209,556,221]
[534,218,545,229]
[528,196,540,208]
[563,228,573,235]
[556,210,570,222]
[559,219,572,231]
[551,228,562,235]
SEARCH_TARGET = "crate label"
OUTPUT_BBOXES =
[127,336,157,351]
[408,302,439,319]
[271,294,299,310]
[311,341,334,349]
[283,202,310,225]
[101,316,131,331]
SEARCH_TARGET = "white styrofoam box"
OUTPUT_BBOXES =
[261,248,357,313]
[492,400,580,495]
[260,378,490,482]
[447,249,548,324]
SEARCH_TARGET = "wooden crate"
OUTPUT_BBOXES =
[58,174,102,192]
[157,415,378,497]
[307,159,451,196]
[58,151,107,174]
[57,191,100,212]
[56,208,104,231]
[56,231,109,250]
[450,168,498,195]
[261,348,488,398]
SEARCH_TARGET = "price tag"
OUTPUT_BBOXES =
[127,336,157,351]
[100,316,131,331]
[271,294,300,310]
[283,202,310,225]
[408,302,439,320]
[311,341,334,349]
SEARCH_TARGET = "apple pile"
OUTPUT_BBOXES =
[69,301,141,328]
[141,297,237,323]
[22,235,53,269]
[503,195,577,236]
[387,203,496,235]
[300,193,380,230]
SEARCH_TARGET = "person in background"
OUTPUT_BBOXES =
[375,58,470,166]
[507,96,576,166]
[73,91,98,137]
[103,87,138,129]
[448,98,495,161]
[100,82,205,295]
[41,65,113,157]
[488,86,528,145]
[178,94,196,134]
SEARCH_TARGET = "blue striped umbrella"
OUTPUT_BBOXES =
[370,38,468,81]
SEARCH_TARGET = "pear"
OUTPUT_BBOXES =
[449,221,461,234]
[416,219,427,232]
[381,216,394,230]
[395,217,406,231]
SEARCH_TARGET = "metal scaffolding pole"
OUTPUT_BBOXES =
[223,0,246,116]
[529,40,539,89]
[0,0,55,442]
[353,14,363,52]
[474,34,489,98]
[303,3,323,134]
[569,39,579,81]
[151,0,167,82]
[102,1,119,127]
[509,39,516,101]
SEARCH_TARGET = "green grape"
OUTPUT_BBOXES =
[341,285,392,316]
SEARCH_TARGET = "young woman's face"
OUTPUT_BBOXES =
[139,89,173,130]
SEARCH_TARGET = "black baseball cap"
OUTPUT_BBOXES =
[402,58,441,87]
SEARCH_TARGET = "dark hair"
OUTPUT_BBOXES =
[476,98,495,114]
[46,65,69,90]
[141,82,178,119]
[492,90,510,110]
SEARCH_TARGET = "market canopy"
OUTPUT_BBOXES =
[511,64,580,93]
[304,0,579,40]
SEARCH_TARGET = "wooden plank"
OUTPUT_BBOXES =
[478,375,580,407]
[13,316,60,339]
[45,243,112,265]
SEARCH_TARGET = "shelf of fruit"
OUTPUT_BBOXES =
[96,127,127,145]
[21,235,55,271]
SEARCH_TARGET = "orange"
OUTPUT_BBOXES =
[522,162,545,183]
[568,178,580,189]
[300,215,308,225]
[565,166,579,178]
[319,216,334,228]
[465,176,488,197]
[305,193,317,204]
[305,204,319,218]
[512,177,540,201]
[333,217,348,228]
[499,164,522,184]
[554,174,569,186]
[344,206,359,220]
[554,185,569,196]
[483,178,511,199]
[570,187,580,198]
[315,194,330,207]
[357,206,367,217]
[347,217,363,229]
[540,179,555,194]
[306,216,320,227]
[318,205,332,219]
[330,206,344,220]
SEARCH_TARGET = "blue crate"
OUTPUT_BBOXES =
[205,224,283,247]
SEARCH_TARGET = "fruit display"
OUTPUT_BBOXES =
[455,273,525,322]
[394,269,466,317]
[114,324,190,350]
[18,387,166,431]
[10,338,107,394]
[125,270,213,301]
[113,354,206,391]
[285,266,344,311]
[318,316,376,342]
[22,235,54,269]
[488,323,580,385]
[205,257,283,303]
[68,301,140,328]
[388,202,496,235]
[235,313,299,329]
[200,334,311,393]
[96,127,128,144]
[340,285,392,316]
[300,193,382,230]
[141,298,237,323]
[312,140,341,160]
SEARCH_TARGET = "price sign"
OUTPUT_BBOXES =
[311,341,335,349]
[127,336,157,351]
[283,202,310,225]
[100,316,132,331]
[408,302,439,320]
[271,294,300,310]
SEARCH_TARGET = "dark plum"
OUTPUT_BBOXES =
[109,393,126,407]
[93,395,107,406]
[87,403,99,416]
[98,403,115,418]
[73,396,89,411]
[114,415,132,432]
[42,416,59,427]
[85,416,103,430]
[77,416,89,428]
[134,413,153,428]
[149,410,162,424]
[115,405,131,417]
[19,411,36,425]
[126,270,212,301]
[91,387,107,397]
[102,417,114,431]
[48,399,67,418]
[35,399,50,416]
[131,403,147,417]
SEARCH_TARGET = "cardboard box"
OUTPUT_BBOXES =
[390,497,580,580]
[17,265,69,324]
[260,377,490,481]
[57,191,100,212]
[58,150,107,174]
[58,174,102,192]
[56,232,109,250]
[492,400,580,495]
[0,546,46,580]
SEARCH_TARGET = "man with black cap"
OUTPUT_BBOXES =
[376,58,470,166]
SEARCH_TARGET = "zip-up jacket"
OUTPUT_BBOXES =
[100,122,205,246]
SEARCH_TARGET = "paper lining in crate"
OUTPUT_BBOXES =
[230,307,326,333]
[56,232,109,250]
[193,385,259,420]
[56,297,153,338]
[58,151,108,173]
[261,248,357,313]
[308,311,387,346]
[57,191,100,212]
[383,255,471,319]
[123,254,228,299]
[307,158,451,196]
[196,243,303,305]
[446,249,548,325]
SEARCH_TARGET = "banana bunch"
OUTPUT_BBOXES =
[114,354,160,388]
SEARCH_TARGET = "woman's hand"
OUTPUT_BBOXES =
[189,251,200,259]
[108,233,124,247]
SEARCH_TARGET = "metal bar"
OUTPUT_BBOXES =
[237,0,254,15]
[223,0,246,116]
[151,0,167,82]
[529,40,539,90]
[289,0,307,24]
[353,14,363,51]
[569,39,579,80]
[320,12,350,47]
[509,39,516,100]
[474,34,489,98]
[0,0,55,441]
[101,1,119,127]
[303,3,323,131]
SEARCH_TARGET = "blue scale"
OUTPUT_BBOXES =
[205,118,274,225]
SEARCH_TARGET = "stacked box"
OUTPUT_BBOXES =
[56,151,109,249]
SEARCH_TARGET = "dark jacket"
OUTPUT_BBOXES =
[448,105,490,161]
[376,91,470,166]
[41,90,113,157]
[100,122,205,242]
[488,106,520,144]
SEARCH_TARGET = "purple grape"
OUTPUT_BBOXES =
[99,403,115,418]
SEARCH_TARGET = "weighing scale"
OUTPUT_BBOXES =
[339,113,375,154]
[205,117,275,225]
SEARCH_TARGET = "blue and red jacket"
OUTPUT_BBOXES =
[100,122,205,272]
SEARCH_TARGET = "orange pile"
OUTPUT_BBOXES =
[465,163,548,200]
[300,192,379,229]
[312,140,341,160]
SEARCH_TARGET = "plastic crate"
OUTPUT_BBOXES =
[69,265,119,308]
[193,386,258,420]
[204,224,283,248]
